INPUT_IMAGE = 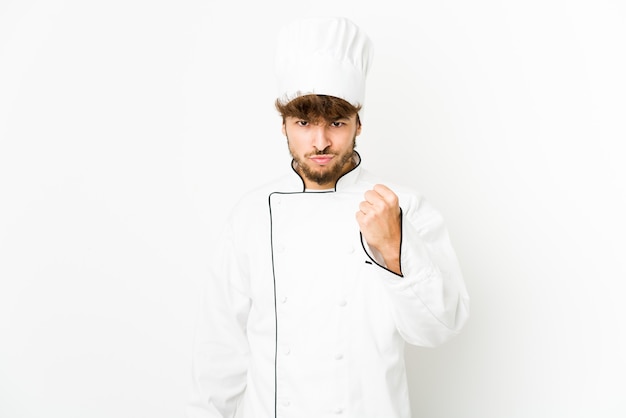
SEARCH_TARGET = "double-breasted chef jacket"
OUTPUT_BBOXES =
[187,152,470,418]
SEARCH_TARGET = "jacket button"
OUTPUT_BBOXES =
[334,353,344,360]
[334,407,344,414]
[281,296,288,304]
[338,299,347,307]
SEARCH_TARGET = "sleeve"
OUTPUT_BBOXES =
[186,222,251,418]
[366,193,470,348]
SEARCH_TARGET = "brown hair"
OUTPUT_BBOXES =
[275,94,362,125]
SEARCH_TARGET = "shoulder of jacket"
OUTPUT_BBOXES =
[229,174,294,214]
[355,168,427,207]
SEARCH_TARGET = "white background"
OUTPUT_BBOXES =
[1,1,625,417]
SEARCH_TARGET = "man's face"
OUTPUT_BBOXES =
[283,114,362,190]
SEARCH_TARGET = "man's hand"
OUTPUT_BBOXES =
[356,184,402,275]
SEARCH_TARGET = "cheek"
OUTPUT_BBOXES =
[336,134,356,150]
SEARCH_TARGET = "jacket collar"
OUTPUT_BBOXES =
[288,151,362,192]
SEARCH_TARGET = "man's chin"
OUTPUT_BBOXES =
[302,166,340,186]
[294,151,354,186]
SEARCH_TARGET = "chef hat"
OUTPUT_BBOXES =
[274,16,374,110]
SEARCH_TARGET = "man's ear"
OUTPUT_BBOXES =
[281,123,286,136]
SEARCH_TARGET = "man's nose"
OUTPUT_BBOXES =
[312,125,331,151]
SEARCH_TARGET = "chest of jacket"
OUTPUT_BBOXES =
[238,190,398,340]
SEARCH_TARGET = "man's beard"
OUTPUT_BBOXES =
[289,138,356,187]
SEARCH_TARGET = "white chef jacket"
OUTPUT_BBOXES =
[187,153,470,418]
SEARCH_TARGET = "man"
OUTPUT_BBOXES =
[187,16,469,418]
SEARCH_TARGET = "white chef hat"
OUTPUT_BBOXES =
[274,16,374,110]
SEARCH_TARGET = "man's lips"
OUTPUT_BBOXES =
[309,155,334,165]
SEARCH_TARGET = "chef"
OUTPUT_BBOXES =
[187,16,470,418]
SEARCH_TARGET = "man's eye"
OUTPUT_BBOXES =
[297,120,309,126]
[331,121,345,127]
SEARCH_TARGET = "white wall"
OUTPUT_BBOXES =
[1,1,624,417]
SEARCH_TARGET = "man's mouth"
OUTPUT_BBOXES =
[309,155,334,165]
